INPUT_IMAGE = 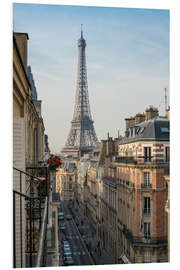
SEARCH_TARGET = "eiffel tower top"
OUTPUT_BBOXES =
[81,24,83,38]
[78,24,86,47]
[61,26,98,157]
[73,26,91,122]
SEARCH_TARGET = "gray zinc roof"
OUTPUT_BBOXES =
[121,117,169,144]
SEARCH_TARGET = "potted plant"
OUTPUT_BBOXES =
[47,154,62,171]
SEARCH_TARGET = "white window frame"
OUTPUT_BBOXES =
[143,172,151,186]
[144,251,151,263]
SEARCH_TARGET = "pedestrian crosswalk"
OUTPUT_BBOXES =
[66,234,80,239]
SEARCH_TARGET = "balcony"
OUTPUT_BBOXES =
[122,225,167,245]
[118,179,135,189]
[115,156,137,164]
[141,183,152,189]
[13,166,51,268]
[116,156,170,165]
[143,208,151,215]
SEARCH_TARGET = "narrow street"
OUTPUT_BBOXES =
[58,202,94,266]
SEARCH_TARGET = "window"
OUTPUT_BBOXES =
[144,197,151,214]
[136,127,141,134]
[144,147,151,162]
[140,127,145,134]
[143,172,151,186]
[144,251,151,263]
[69,183,72,189]
[144,223,151,239]
[160,127,169,133]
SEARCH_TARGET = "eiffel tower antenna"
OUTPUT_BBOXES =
[62,27,98,157]
[81,24,83,38]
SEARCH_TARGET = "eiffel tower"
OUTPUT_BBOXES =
[62,26,98,157]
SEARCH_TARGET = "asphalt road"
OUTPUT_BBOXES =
[58,202,94,266]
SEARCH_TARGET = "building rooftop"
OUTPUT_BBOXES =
[121,117,169,144]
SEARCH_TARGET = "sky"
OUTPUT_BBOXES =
[13,3,169,153]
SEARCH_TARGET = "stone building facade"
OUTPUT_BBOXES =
[56,162,76,202]
[58,106,170,265]
[13,32,46,267]
[115,108,169,263]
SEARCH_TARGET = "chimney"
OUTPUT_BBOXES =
[125,118,131,130]
[125,117,135,130]
[14,32,29,70]
[129,117,135,127]
[135,113,145,124]
[166,106,170,120]
[106,138,115,156]
[145,106,159,120]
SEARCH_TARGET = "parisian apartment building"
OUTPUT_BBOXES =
[57,106,170,264]
[13,32,58,268]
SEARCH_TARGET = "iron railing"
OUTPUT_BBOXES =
[122,225,167,245]
[13,166,50,268]
[115,156,170,164]
[143,208,151,214]
[36,197,48,267]
[115,157,137,164]
[141,183,152,189]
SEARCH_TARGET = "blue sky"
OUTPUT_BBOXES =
[13,3,169,153]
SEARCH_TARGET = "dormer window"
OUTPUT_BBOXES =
[140,127,145,134]
[160,127,169,133]
[136,127,141,134]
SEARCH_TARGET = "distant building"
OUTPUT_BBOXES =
[27,65,38,100]
[116,107,169,263]
[56,162,76,201]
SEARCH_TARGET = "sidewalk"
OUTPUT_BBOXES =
[71,206,114,265]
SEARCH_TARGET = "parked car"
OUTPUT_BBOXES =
[58,205,62,210]
[63,256,74,266]
[63,246,71,253]
[59,223,66,230]
[58,212,64,220]
[63,242,70,248]
[63,240,70,245]
[66,214,72,220]
[63,250,72,257]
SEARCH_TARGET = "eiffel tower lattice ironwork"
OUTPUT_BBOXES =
[62,26,98,157]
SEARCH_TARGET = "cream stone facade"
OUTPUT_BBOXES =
[56,162,76,202]
[115,109,169,264]
[72,108,169,265]
[13,32,46,267]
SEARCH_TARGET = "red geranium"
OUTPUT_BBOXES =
[47,155,62,170]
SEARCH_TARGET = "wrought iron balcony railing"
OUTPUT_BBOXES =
[13,166,50,268]
[122,225,167,245]
[36,197,48,267]
[115,157,137,164]
[116,156,170,165]
[141,183,152,189]
[143,208,151,214]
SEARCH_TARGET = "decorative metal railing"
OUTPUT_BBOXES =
[36,197,48,267]
[122,225,167,245]
[115,156,170,164]
[13,166,50,268]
